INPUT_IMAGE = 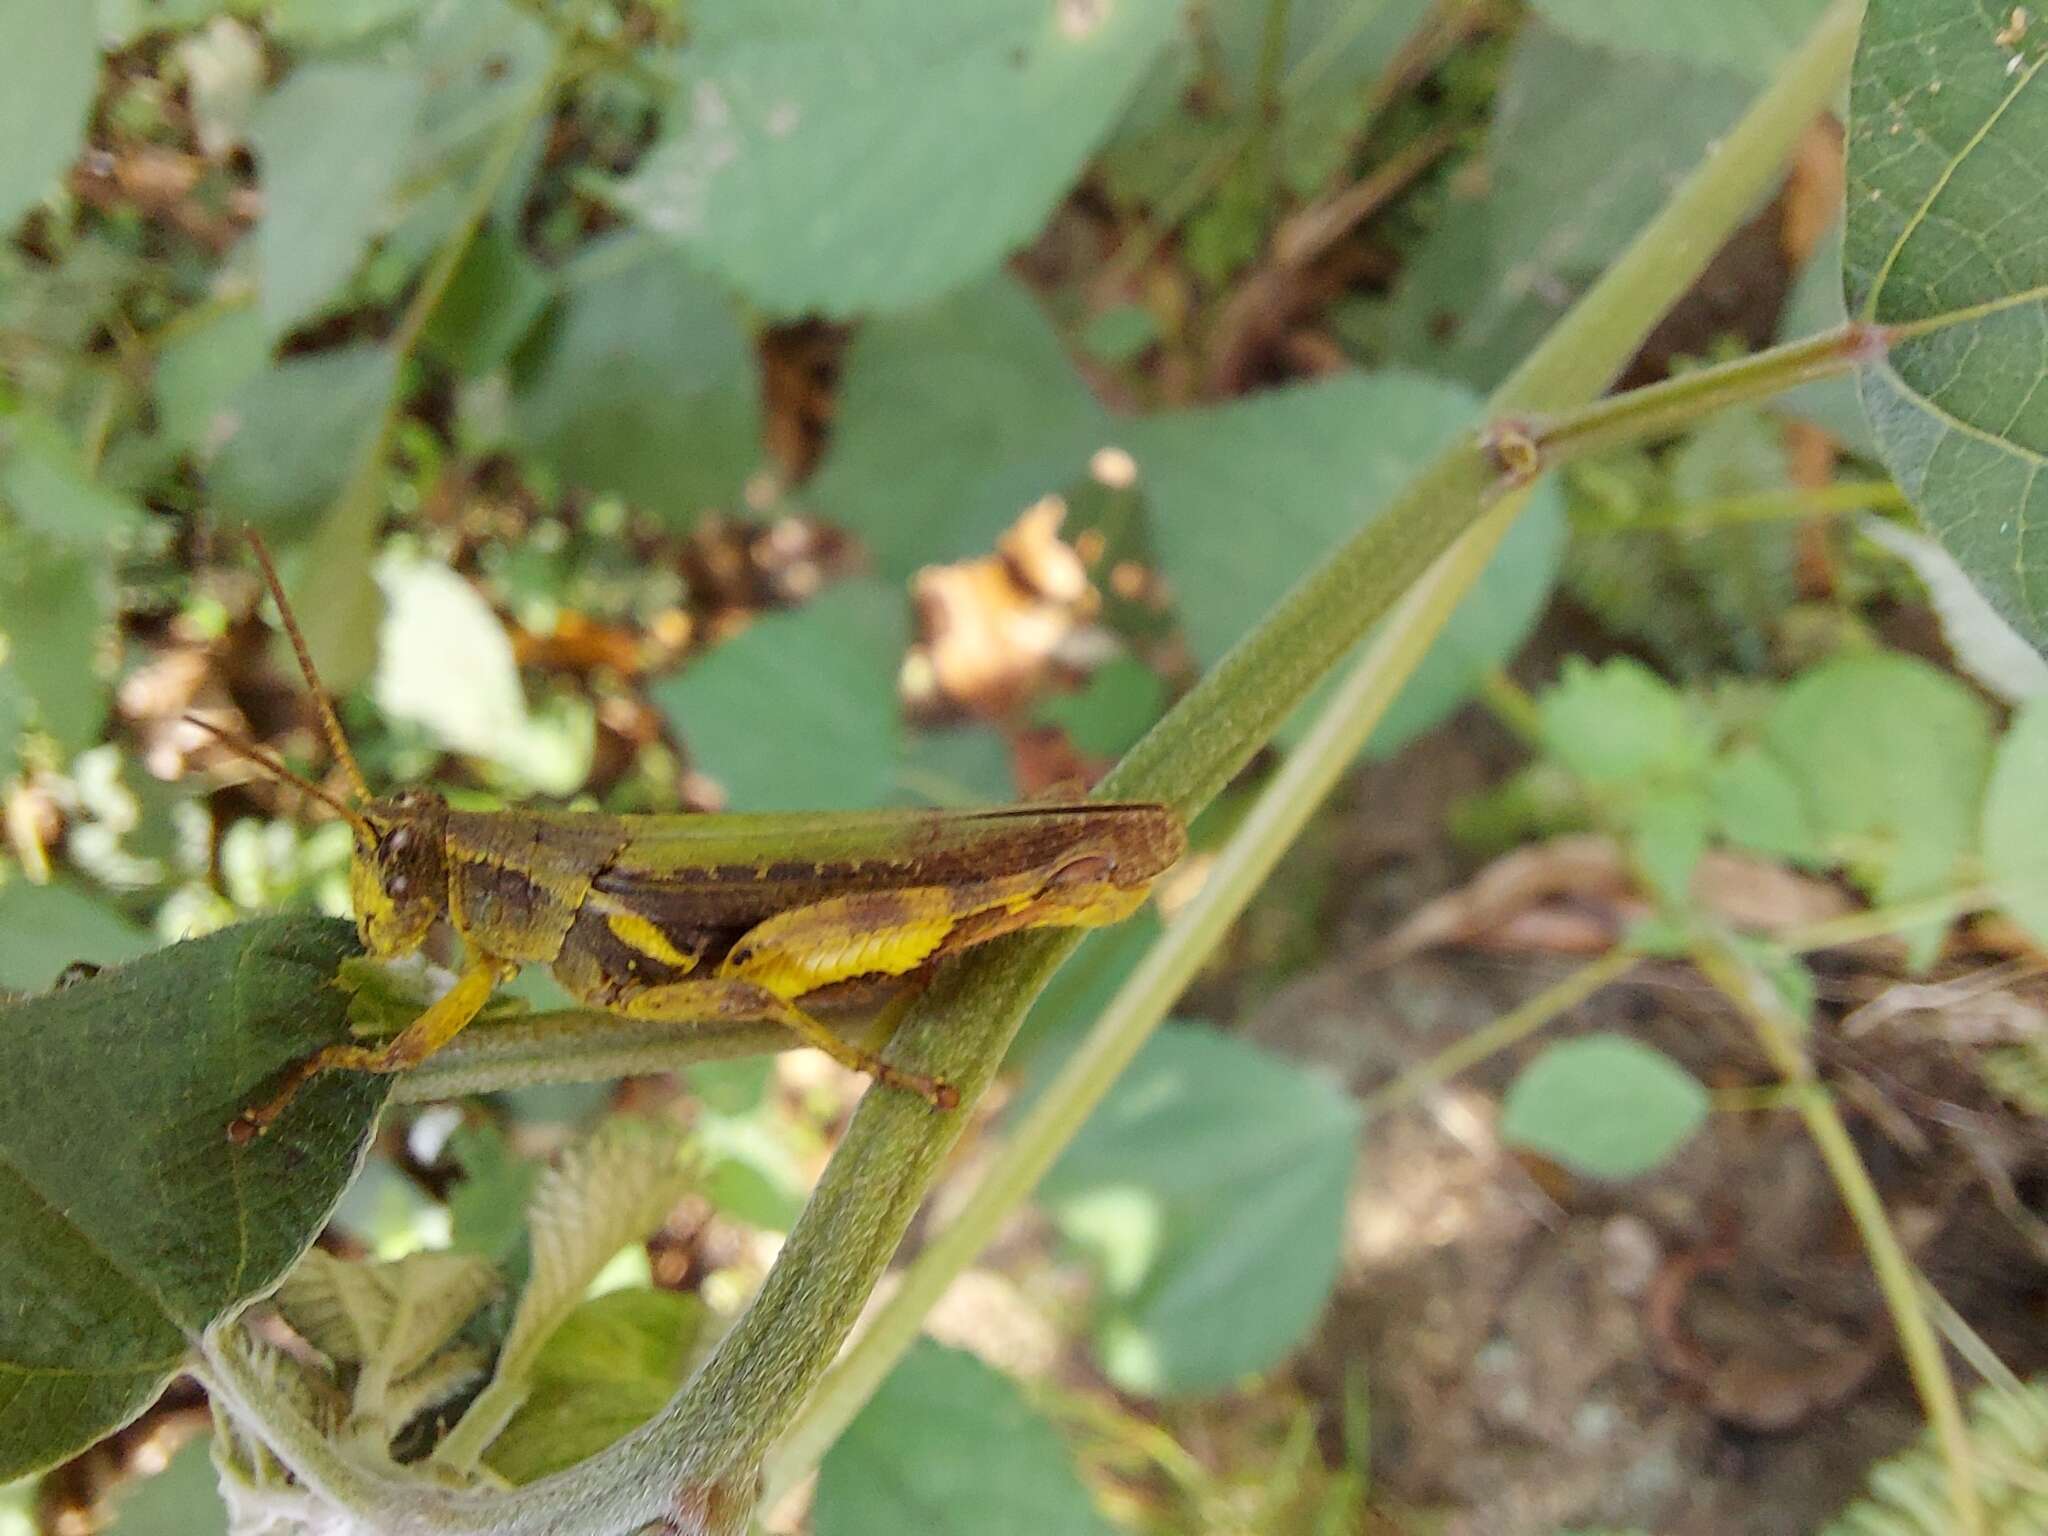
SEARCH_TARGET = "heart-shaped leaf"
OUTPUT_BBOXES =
[1846,0,2048,649]
[619,0,1182,315]
[0,917,385,1479]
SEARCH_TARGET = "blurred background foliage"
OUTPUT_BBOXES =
[7,0,2048,1533]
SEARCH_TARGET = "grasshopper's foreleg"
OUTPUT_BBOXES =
[602,976,958,1109]
[229,956,508,1142]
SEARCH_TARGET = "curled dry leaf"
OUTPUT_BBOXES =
[907,496,1106,717]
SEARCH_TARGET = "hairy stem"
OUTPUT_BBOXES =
[1506,323,1884,470]
[389,1014,789,1103]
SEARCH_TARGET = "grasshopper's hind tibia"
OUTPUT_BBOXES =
[228,956,508,1142]
[606,975,959,1109]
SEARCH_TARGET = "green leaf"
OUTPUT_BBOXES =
[1529,0,1830,76]
[1009,909,1161,1070]
[1127,372,1565,756]
[104,1433,226,1536]
[808,274,1107,580]
[0,535,113,756]
[446,1119,695,1474]
[0,0,97,233]
[372,552,593,794]
[422,226,554,378]
[1042,1024,1360,1395]
[1983,700,2048,949]
[0,418,150,549]
[273,1247,498,1380]
[1500,1034,1708,1180]
[619,0,1181,316]
[653,580,907,810]
[1037,658,1168,760]
[816,1340,1114,1536]
[269,0,422,44]
[1708,746,1816,862]
[1537,657,1703,786]
[0,917,386,1480]
[206,343,397,527]
[446,1122,539,1264]
[1845,0,2048,651]
[1629,788,1712,908]
[512,237,759,526]
[1387,25,1749,388]
[153,306,272,456]
[250,64,425,332]
[485,1288,703,1483]
[1761,654,1992,945]
[0,880,152,993]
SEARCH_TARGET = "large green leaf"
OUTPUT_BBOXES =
[807,274,1108,579]
[249,64,425,332]
[652,580,907,810]
[485,1288,704,1484]
[1386,25,1749,389]
[512,237,759,526]
[0,534,114,756]
[1983,700,2048,948]
[0,417,150,550]
[618,0,1181,316]
[1041,1024,1360,1395]
[1846,0,2048,650]
[0,0,97,234]
[206,344,398,527]
[1128,372,1566,757]
[1530,0,1831,75]
[1762,653,1992,954]
[815,1340,1114,1536]
[0,881,153,993]
[0,918,386,1480]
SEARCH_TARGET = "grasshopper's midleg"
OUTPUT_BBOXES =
[212,535,1185,1141]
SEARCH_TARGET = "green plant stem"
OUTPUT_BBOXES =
[1597,478,1908,531]
[1778,883,2002,954]
[768,1,1866,1498]
[1689,932,1980,1536]
[1509,323,1882,472]
[1248,0,1295,185]
[1357,946,1639,1117]
[388,1014,790,1103]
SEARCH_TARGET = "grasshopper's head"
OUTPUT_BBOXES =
[351,789,450,957]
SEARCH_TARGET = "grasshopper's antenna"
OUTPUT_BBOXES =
[243,529,374,806]
[184,714,376,841]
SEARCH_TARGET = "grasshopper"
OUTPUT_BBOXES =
[203,536,1184,1141]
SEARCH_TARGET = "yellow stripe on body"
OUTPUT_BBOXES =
[605,908,698,972]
